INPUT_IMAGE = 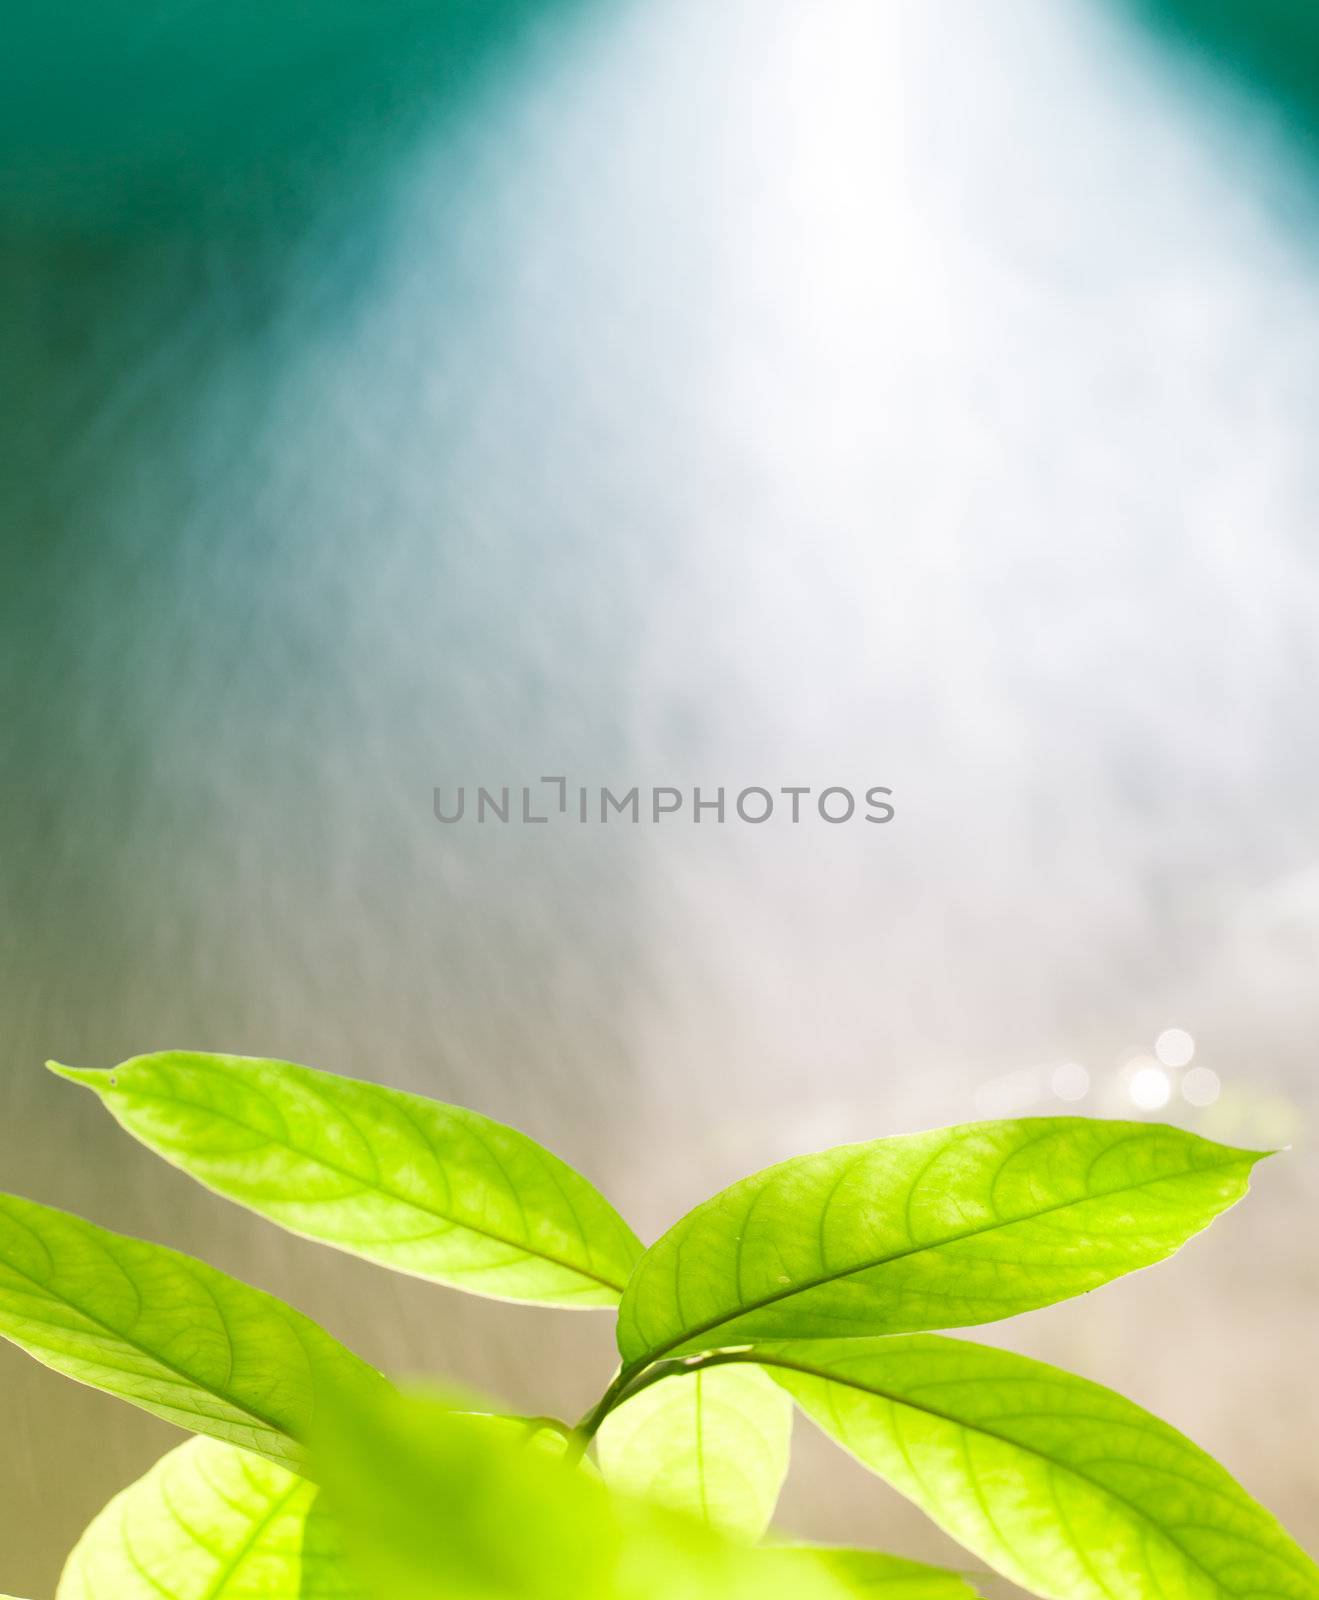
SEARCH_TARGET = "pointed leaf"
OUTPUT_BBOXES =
[754,1335,1319,1600]
[759,1547,982,1598]
[315,1387,852,1600]
[597,1365,792,1541]
[53,1053,641,1307]
[0,1191,386,1470]
[57,1436,356,1599]
[618,1118,1264,1363]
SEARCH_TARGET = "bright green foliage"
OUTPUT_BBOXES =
[461,1412,583,1456]
[596,1364,792,1541]
[23,1058,1312,1600]
[315,1387,854,1600]
[617,1119,1264,1363]
[57,1437,354,1599]
[53,1053,641,1307]
[0,1191,385,1471]
[759,1547,981,1598]
[316,1388,623,1600]
[435,1409,604,1479]
[754,1334,1319,1600]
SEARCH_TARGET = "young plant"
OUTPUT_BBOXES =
[0,1050,1313,1600]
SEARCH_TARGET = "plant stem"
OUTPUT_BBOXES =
[567,1348,756,1462]
[568,1366,637,1458]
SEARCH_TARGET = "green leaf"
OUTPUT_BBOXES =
[52,1053,641,1308]
[617,1118,1265,1364]
[318,1391,615,1600]
[596,1364,792,1541]
[57,1436,355,1599]
[752,1335,1319,1600]
[463,1413,577,1452]
[315,1387,853,1600]
[456,1409,600,1474]
[758,1547,982,1598]
[0,1190,386,1470]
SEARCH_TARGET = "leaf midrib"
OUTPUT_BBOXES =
[754,1351,1241,1600]
[201,1474,306,1600]
[628,1151,1253,1363]
[0,1213,296,1453]
[105,1081,629,1295]
[0,1253,295,1451]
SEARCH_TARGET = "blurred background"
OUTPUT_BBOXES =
[3,0,1318,1593]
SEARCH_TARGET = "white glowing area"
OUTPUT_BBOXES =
[1129,1063,1173,1111]
[1182,1066,1222,1107]
[1051,1062,1090,1103]
[1156,1028,1196,1069]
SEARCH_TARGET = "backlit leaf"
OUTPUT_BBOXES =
[315,1387,852,1600]
[0,1191,385,1470]
[754,1335,1319,1600]
[597,1364,791,1541]
[618,1118,1264,1363]
[454,1409,600,1475]
[53,1053,641,1307]
[758,1546,982,1598]
[57,1436,355,1599]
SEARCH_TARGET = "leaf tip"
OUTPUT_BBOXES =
[1203,1134,1278,1173]
[46,1060,109,1090]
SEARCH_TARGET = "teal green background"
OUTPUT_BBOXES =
[3,2,1319,1594]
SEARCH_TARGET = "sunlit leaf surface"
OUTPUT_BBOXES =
[54,1053,641,1307]
[0,1191,385,1469]
[57,1436,355,1599]
[756,1335,1319,1600]
[758,1546,982,1598]
[316,1387,852,1600]
[618,1119,1264,1362]
[597,1365,791,1541]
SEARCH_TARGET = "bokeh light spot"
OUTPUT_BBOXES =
[1129,1063,1172,1110]
[1155,1027,1195,1068]
[1050,1062,1090,1102]
[1181,1066,1221,1108]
